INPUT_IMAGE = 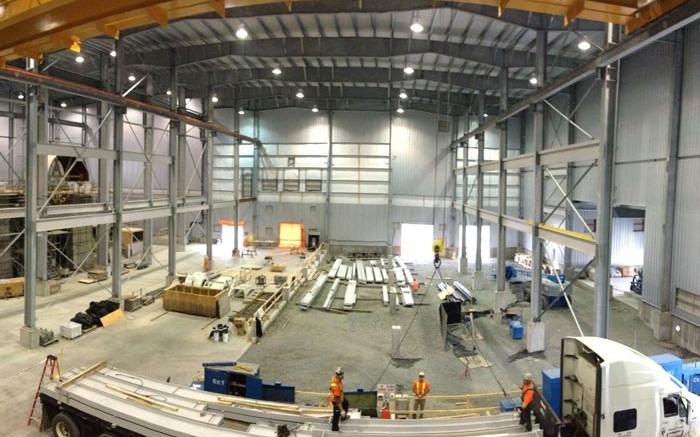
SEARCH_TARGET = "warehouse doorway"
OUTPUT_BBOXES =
[610,207,646,296]
[457,225,491,263]
[400,224,434,262]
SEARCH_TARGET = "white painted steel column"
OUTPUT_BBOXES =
[142,75,154,267]
[594,24,621,338]
[176,86,187,251]
[167,64,178,284]
[497,68,508,292]
[233,98,240,253]
[475,93,485,272]
[111,40,124,300]
[204,88,214,265]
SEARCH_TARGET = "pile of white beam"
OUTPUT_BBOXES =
[322,278,342,309]
[404,268,414,284]
[356,261,367,284]
[345,265,353,280]
[343,280,357,309]
[380,268,389,283]
[400,286,414,307]
[365,266,375,283]
[372,267,382,283]
[382,285,389,306]
[337,265,348,280]
[394,267,406,285]
[328,259,343,279]
[300,274,328,310]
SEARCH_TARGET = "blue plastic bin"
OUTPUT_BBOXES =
[500,398,522,412]
[682,363,700,394]
[509,321,524,340]
[649,354,683,380]
[542,368,561,418]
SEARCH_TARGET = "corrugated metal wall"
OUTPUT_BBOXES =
[673,21,700,311]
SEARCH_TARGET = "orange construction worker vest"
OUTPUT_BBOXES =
[330,376,344,403]
[521,381,535,408]
[413,379,429,396]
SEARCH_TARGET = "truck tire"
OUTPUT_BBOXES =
[51,412,81,437]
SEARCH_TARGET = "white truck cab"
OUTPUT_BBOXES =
[561,337,700,437]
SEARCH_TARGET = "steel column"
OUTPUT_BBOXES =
[661,30,685,316]
[475,93,485,272]
[97,56,111,266]
[204,87,214,264]
[167,64,178,283]
[531,30,547,319]
[564,87,577,278]
[36,86,48,286]
[497,69,509,292]
[233,98,240,253]
[450,115,459,250]
[594,24,621,338]
[23,64,38,331]
[111,40,124,300]
[142,75,154,267]
[252,111,260,241]
[176,86,187,251]
[324,106,333,242]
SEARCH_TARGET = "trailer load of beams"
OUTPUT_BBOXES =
[343,280,357,310]
[300,274,328,310]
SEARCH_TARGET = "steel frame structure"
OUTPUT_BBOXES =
[452,0,700,340]
[2,54,259,348]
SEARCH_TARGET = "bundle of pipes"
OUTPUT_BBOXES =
[453,282,477,303]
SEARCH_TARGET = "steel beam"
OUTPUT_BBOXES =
[36,86,48,287]
[97,56,111,267]
[531,30,547,320]
[455,0,700,144]
[176,86,187,252]
[204,86,214,265]
[0,67,259,144]
[594,24,621,339]
[233,97,240,253]
[497,68,508,292]
[324,106,333,243]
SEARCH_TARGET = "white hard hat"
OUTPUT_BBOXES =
[335,367,344,375]
[418,371,425,377]
[524,372,533,381]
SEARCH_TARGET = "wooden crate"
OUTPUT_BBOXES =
[163,283,228,317]
[0,277,23,298]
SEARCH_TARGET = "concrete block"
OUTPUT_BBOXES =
[639,301,672,341]
[472,271,485,291]
[526,321,545,353]
[672,317,700,357]
[20,326,40,349]
[458,257,468,274]
[391,325,401,358]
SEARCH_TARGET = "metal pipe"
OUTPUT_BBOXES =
[0,66,260,144]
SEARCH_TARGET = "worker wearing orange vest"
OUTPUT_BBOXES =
[329,367,349,431]
[520,373,535,431]
[412,371,431,419]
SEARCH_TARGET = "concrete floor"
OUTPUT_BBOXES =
[0,248,694,436]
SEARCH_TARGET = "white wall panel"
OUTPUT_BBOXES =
[332,111,390,143]
[259,108,328,144]
[680,22,700,158]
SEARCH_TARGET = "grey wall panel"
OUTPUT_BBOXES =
[507,117,522,156]
[259,108,328,144]
[571,165,598,203]
[680,22,700,158]
[391,110,451,198]
[673,158,700,296]
[330,203,388,245]
[614,162,665,208]
[616,43,674,162]
[332,111,391,144]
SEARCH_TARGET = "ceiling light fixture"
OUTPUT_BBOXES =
[296,89,304,99]
[75,55,85,63]
[396,107,405,114]
[403,66,415,75]
[399,90,408,99]
[312,105,319,113]
[60,101,67,108]
[410,18,424,33]
[483,113,489,118]
[18,92,24,100]
[578,40,592,51]
[272,67,282,75]
[238,108,245,115]
[529,76,538,85]
[109,49,117,58]
[166,89,172,96]
[211,95,219,103]
[236,25,248,40]
[128,73,136,82]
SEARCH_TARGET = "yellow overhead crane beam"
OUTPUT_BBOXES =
[0,0,690,65]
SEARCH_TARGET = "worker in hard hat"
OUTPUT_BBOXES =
[520,373,535,431]
[412,371,431,419]
[329,367,349,431]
